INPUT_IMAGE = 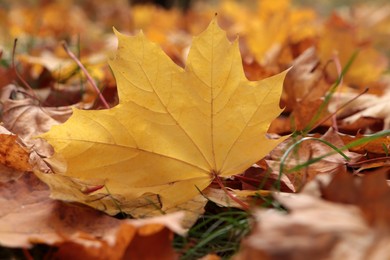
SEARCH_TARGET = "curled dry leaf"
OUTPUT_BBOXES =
[1,85,72,157]
[0,173,184,259]
[282,47,330,130]
[330,89,390,130]
[1,85,73,172]
[235,169,390,260]
[38,19,287,222]
[2,85,72,152]
[283,47,324,105]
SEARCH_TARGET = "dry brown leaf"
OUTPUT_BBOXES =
[0,164,25,183]
[283,48,326,108]
[0,173,184,259]
[330,89,390,130]
[267,128,361,190]
[320,168,390,226]
[0,66,16,90]
[282,47,330,130]
[0,126,31,172]
[239,164,295,192]
[340,131,390,155]
[1,85,72,158]
[235,193,382,260]
[235,169,390,260]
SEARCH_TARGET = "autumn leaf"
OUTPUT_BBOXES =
[340,131,390,156]
[235,192,382,260]
[240,163,295,192]
[0,173,184,259]
[2,0,390,258]
[38,19,287,216]
[282,47,331,130]
[1,86,72,157]
[0,126,31,172]
[329,90,390,130]
[267,128,361,191]
[235,169,390,260]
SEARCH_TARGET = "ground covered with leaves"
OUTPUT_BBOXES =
[1,0,390,259]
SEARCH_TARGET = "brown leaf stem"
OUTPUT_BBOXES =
[12,39,40,102]
[331,51,343,131]
[347,156,390,167]
[22,248,33,260]
[213,173,250,210]
[62,42,110,109]
[308,88,368,132]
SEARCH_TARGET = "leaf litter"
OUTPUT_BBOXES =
[0,0,390,259]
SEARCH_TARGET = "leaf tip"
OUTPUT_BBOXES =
[112,26,119,35]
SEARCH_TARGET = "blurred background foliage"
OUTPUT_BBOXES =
[1,0,389,106]
[1,0,389,13]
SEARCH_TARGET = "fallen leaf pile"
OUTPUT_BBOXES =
[1,0,390,259]
[235,169,390,259]
[0,173,185,259]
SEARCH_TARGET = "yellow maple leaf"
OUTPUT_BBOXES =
[38,19,287,214]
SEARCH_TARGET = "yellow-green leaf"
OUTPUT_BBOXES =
[38,18,287,216]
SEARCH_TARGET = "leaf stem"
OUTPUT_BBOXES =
[12,39,40,102]
[330,51,343,131]
[347,156,390,168]
[62,42,110,109]
[308,88,369,132]
[213,173,250,210]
